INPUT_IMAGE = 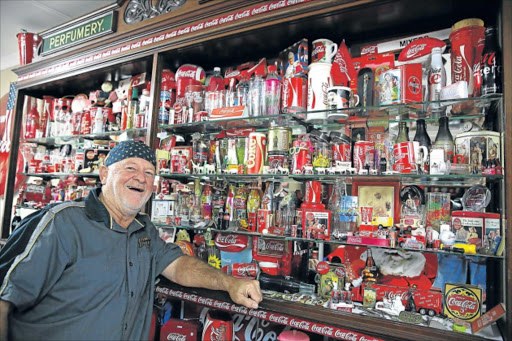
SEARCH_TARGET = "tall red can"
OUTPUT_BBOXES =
[449,19,486,97]
[281,76,307,113]
[291,139,312,174]
[246,132,266,174]
[304,181,322,204]
[353,141,375,173]
[202,310,234,341]
[331,132,352,163]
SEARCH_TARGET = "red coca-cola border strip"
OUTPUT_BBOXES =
[155,285,383,341]
[17,0,311,83]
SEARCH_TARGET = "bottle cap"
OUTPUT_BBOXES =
[431,47,442,54]
[214,67,221,72]
[131,88,139,99]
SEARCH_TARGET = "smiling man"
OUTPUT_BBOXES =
[0,140,262,340]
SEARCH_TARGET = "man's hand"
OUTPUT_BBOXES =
[225,277,262,309]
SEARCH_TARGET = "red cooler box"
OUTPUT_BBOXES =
[160,318,202,341]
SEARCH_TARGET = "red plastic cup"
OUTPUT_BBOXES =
[17,31,39,65]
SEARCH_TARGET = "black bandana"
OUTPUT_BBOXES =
[104,140,156,168]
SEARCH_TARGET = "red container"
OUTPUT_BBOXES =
[160,318,201,341]
[450,20,486,97]
[246,132,266,174]
[281,76,307,113]
[291,140,312,174]
[80,111,91,135]
[304,181,322,204]
[202,310,234,341]
[353,141,375,173]
[268,154,286,170]
[228,263,259,279]
[332,143,351,163]
[17,31,39,65]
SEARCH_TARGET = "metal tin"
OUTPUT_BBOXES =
[454,131,500,173]
[267,127,292,154]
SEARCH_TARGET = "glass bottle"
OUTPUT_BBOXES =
[234,184,248,230]
[328,180,343,238]
[207,240,221,269]
[246,182,261,232]
[481,26,502,96]
[192,132,209,166]
[264,65,281,116]
[249,71,264,117]
[433,116,455,162]
[225,139,238,172]
[189,180,202,225]
[413,119,431,149]
[126,88,139,129]
[200,182,213,221]
[224,183,236,230]
[25,106,40,139]
[395,121,409,144]
[159,85,171,125]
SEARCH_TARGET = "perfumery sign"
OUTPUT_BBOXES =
[42,12,116,55]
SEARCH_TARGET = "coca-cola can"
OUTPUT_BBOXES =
[229,263,260,279]
[353,141,375,173]
[449,19,485,97]
[202,310,234,341]
[291,140,312,174]
[304,181,322,204]
[267,127,292,154]
[80,110,91,135]
[268,154,286,170]
[281,76,307,113]
[246,132,267,174]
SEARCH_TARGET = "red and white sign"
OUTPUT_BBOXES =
[214,233,249,252]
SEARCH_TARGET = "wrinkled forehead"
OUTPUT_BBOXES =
[109,157,156,172]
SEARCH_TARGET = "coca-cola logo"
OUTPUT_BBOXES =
[334,330,359,341]
[176,69,198,79]
[215,234,248,251]
[289,319,310,329]
[312,44,326,61]
[167,333,187,341]
[260,240,285,252]
[405,44,427,58]
[236,264,257,275]
[311,325,334,336]
[445,286,481,320]
[408,76,421,94]
[316,261,330,274]
[361,45,378,56]
[334,267,346,278]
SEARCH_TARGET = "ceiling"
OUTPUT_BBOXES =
[0,0,115,71]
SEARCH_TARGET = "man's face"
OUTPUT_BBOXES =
[100,157,155,216]
[362,249,426,277]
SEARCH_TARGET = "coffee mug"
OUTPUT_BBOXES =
[327,86,360,110]
[312,39,338,63]
[393,141,428,173]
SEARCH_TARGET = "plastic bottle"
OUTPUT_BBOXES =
[264,65,281,116]
[237,70,250,107]
[249,71,264,117]
[207,67,225,92]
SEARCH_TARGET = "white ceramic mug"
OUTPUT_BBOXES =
[312,39,338,63]
[327,86,360,109]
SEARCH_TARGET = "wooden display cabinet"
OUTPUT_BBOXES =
[1,0,511,339]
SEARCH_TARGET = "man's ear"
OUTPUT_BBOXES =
[99,165,109,185]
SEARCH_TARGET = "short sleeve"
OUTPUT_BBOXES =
[0,211,72,311]
[147,223,184,276]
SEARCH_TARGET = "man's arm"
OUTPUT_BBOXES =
[162,255,262,309]
[0,300,12,340]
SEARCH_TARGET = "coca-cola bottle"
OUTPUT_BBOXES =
[264,65,281,116]
[206,67,225,92]
[428,47,446,106]
[224,184,236,230]
[481,26,502,96]
[234,184,248,230]
[192,132,209,166]
[433,116,455,162]
[413,119,431,148]
[249,71,264,117]
[201,182,213,221]
[25,106,40,139]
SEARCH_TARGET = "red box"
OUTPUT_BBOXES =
[301,208,331,240]
[257,209,272,233]
[160,318,201,341]
[377,64,422,105]
[358,224,378,237]
[347,235,390,247]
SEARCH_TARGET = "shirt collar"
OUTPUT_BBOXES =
[85,187,149,232]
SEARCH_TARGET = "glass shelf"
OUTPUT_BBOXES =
[20,172,100,178]
[157,172,502,186]
[20,128,147,146]
[153,222,504,259]
[158,95,501,134]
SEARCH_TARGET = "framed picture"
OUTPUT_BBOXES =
[363,287,377,308]
[352,181,400,226]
